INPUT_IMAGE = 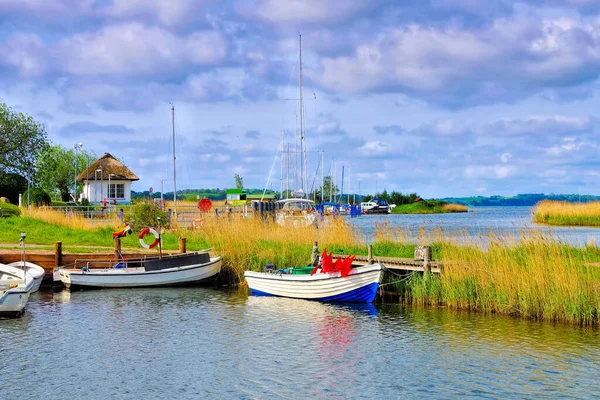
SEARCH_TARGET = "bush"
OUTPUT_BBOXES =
[51,200,68,206]
[23,188,51,206]
[126,201,168,230]
[0,202,21,217]
[0,173,28,204]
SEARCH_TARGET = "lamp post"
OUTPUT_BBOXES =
[74,143,83,202]
[108,173,115,202]
[94,169,102,203]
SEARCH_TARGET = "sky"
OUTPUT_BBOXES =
[2,0,600,198]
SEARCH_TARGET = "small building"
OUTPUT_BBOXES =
[226,188,247,206]
[77,152,139,204]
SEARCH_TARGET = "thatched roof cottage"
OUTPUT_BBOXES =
[77,152,139,204]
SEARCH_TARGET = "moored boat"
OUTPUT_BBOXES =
[245,263,384,303]
[275,198,317,227]
[57,252,222,289]
[7,261,45,292]
[0,264,35,317]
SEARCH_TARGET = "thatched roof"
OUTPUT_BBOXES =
[77,153,139,182]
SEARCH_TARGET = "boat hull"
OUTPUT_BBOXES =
[244,264,384,303]
[7,262,45,292]
[59,256,222,289]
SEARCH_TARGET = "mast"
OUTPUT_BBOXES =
[299,33,307,195]
[340,165,344,204]
[172,105,177,215]
[280,131,284,199]
[321,151,324,204]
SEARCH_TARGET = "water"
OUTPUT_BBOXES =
[3,207,600,398]
[2,288,600,399]
[348,206,600,246]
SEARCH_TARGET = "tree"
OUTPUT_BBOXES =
[0,172,28,204]
[316,176,339,203]
[36,145,94,202]
[234,174,244,189]
[0,102,49,178]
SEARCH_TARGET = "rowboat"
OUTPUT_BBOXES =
[244,263,384,303]
[57,252,222,289]
[0,264,35,317]
[7,261,45,292]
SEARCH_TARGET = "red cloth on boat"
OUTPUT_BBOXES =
[340,255,355,277]
[321,250,334,273]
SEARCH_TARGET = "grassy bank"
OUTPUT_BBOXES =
[534,200,600,227]
[391,202,468,214]
[2,207,600,326]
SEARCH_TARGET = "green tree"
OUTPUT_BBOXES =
[0,103,49,178]
[0,172,28,204]
[316,176,339,203]
[36,144,94,202]
[234,174,244,189]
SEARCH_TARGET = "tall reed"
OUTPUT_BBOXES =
[534,200,600,226]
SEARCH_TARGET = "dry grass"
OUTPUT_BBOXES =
[534,200,600,226]
[23,207,121,230]
[443,203,468,212]
[173,214,363,283]
[404,227,600,326]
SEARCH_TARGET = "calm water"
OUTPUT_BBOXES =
[348,206,600,246]
[3,206,600,398]
[1,288,600,399]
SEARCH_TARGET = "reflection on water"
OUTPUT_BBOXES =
[1,288,599,399]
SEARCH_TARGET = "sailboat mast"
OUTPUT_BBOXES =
[299,33,306,195]
[280,131,284,199]
[321,151,324,204]
[172,105,177,216]
[341,165,344,204]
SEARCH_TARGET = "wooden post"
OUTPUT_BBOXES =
[422,246,432,274]
[178,237,187,253]
[367,244,373,264]
[55,241,62,267]
[114,237,121,260]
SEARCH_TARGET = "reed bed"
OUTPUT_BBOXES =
[393,226,600,326]
[442,203,468,213]
[173,214,364,283]
[534,200,600,226]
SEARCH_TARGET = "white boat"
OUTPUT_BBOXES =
[7,261,45,292]
[275,198,317,227]
[57,252,222,289]
[245,264,384,303]
[0,264,35,317]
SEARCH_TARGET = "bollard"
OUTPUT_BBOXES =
[367,244,374,264]
[179,237,187,253]
[55,241,63,267]
[114,237,121,260]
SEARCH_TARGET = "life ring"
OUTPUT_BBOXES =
[139,227,160,249]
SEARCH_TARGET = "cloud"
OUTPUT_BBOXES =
[373,125,404,135]
[483,115,594,137]
[315,17,600,107]
[359,141,393,156]
[59,121,135,137]
[56,23,228,77]
[245,130,260,139]
[235,0,374,25]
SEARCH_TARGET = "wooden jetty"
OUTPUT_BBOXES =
[335,245,442,274]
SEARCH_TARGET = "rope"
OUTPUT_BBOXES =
[379,267,419,287]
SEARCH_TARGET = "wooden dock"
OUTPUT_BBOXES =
[333,245,442,274]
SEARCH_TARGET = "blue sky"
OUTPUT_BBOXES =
[2,0,600,198]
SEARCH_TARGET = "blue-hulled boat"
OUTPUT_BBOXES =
[244,264,384,303]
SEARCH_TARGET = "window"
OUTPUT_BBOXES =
[109,184,125,199]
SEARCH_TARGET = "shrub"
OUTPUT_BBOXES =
[23,188,51,206]
[126,201,168,230]
[51,200,68,206]
[0,202,21,217]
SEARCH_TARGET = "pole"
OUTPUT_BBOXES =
[20,232,26,285]
[172,105,177,216]
[160,178,164,209]
[321,151,324,204]
[73,144,77,202]
[157,217,162,259]
[340,165,344,204]
[280,131,284,199]
[94,170,98,203]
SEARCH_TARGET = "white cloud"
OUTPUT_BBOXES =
[57,23,227,76]
[236,0,371,25]
[359,141,392,156]
[500,152,512,163]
